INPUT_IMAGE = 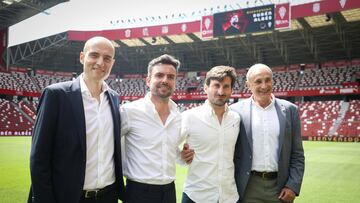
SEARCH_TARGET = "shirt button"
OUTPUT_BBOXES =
[249,155,252,159]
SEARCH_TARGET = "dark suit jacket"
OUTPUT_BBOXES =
[28,77,125,203]
[230,98,305,201]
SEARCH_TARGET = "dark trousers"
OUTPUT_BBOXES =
[79,184,118,203]
[125,179,176,203]
[181,192,196,203]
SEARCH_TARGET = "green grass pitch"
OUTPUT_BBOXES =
[0,137,359,203]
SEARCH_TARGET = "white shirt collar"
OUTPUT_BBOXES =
[204,99,229,117]
[80,73,109,96]
[144,92,179,115]
[251,94,276,110]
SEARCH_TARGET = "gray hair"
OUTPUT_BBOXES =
[246,63,273,81]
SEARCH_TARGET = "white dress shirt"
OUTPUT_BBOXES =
[80,74,115,190]
[251,95,280,172]
[120,93,182,185]
[181,100,240,203]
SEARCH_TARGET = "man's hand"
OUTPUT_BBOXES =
[181,143,194,164]
[278,187,296,203]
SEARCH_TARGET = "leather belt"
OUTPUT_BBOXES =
[82,183,117,199]
[251,171,278,179]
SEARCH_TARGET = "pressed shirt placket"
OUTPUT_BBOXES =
[161,126,168,180]
[182,101,240,203]
[80,74,115,190]
[120,93,182,185]
[97,92,107,187]
[251,96,280,172]
[218,117,225,201]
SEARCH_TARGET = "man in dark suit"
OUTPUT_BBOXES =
[28,36,125,203]
[230,63,304,203]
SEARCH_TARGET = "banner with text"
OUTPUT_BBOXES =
[201,15,214,39]
[275,3,291,29]
[213,5,275,37]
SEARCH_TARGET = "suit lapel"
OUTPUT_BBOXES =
[275,99,286,157]
[106,91,120,147]
[243,98,253,151]
[106,90,123,183]
[69,77,87,157]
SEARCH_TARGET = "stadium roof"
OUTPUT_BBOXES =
[3,0,360,75]
[0,0,68,30]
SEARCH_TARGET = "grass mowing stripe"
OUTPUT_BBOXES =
[0,138,359,203]
[296,142,360,203]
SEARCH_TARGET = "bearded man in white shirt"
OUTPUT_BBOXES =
[120,54,192,203]
[230,63,304,203]
[181,66,240,203]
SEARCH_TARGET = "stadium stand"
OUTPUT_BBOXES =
[18,98,38,120]
[0,71,38,93]
[297,100,341,137]
[233,74,246,94]
[0,62,358,138]
[32,73,73,90]
[336,100,360,137]
[241,70,299,93]
[176,76,203,94]
[107,78,148,96]
[299,66,354,90]
[0,98,33,136]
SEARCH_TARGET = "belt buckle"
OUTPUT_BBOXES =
[261,172,267,179]
[85,190,98,198]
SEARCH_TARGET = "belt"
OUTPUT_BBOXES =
[251,171,278,179]
[82,183,117,199]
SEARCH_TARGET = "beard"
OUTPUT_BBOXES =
[209,96,228,107]
[151,83,174,98]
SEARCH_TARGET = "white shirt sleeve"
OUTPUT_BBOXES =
[176,111,190,166]
[120,105,130,137]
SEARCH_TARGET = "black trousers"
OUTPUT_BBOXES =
[125,179,176,203]
[79,183,118,203]
[181,192,196,203]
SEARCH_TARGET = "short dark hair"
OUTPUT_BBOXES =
[147,54,180,76]
[205,66,237,88]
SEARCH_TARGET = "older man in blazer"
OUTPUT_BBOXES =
[28,36,125,203]
[230,63,304,203]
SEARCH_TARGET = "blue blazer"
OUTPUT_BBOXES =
[28,77,125,203]
[230,98,305,201]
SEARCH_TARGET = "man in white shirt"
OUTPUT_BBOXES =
[230,64,305,203]
[29,36,125,203]
[120,54,192,203]
[181,66,240,203]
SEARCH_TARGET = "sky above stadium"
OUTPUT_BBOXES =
[8,0,318,46]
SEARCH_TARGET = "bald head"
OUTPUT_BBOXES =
[246,63,273,82]
[83,36,115,57]
[80,36,116,85]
